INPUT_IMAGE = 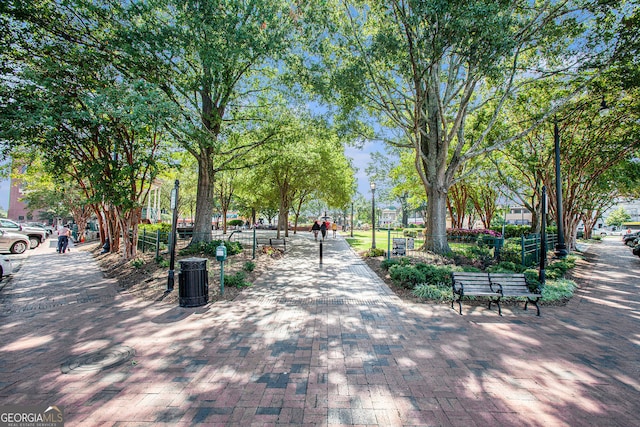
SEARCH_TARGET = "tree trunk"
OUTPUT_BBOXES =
[103,208,120,254]
[193,151,215,242]
[423,186,450,253]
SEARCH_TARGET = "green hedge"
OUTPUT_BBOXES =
[179,240,243,257]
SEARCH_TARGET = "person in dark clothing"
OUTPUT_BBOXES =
[311,220,321,241]
[320,221,327,240]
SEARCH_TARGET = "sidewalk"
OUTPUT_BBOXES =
[0,234,639,426]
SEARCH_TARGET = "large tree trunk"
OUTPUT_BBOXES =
[193,151,215,242]
[423,186,450,253]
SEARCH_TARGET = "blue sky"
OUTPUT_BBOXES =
[0,178,9,211]
[345,141,379,200]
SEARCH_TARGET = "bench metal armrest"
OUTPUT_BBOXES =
[489,282,503,294]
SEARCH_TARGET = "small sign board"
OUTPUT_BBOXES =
[407,237,415,250]
[392,238,406,256]
[170,188,177,209]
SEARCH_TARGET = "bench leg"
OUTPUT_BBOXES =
[528,298,540,316]
[487,298,502,316]
[452,295,463,315]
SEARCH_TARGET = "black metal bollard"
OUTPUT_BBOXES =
[319,241,323,265]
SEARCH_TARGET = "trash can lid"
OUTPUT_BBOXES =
[178,257,208,265]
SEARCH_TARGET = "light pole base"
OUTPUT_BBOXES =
[554,244,569,259]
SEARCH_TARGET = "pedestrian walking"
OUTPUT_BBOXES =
[332,222,337,238]
[311,220,321,241]
[57,223,71,253]
[320,221,327,240]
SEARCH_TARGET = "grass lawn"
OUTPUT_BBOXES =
[343,230,473,253]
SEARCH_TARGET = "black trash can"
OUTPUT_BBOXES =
[178,257,209,307]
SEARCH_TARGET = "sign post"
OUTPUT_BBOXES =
[167,180,179,291]
[216,243,227,295]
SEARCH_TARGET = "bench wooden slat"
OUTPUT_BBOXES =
[452,272,542,316]
[488,273,541,316]
[451,272,501,315]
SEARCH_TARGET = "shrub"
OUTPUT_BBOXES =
[389,265,426,289]
[179,240,243,257]
[412,283,451,301]
[542,279,577,301]
[156,257,170,268]
[491,225,531,238]
[139,222,173,233]
[499,238,522,265]
[228,219,244,227]
[139,223,173,244]
[381,257,411,270]
[455,245,494,269]
[487,261,524,273]
[380,258,400,270]
[243,261,255,272]
[224,271,251,288]
[523,269,542,291]
[414,263,453,287]
[131,258,144,269]
[363,247,385,257]
[448,228,502,241]
[403,229,418,238]
[545,258,577,279]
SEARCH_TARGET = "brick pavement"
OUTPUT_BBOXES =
[0,234,639,426]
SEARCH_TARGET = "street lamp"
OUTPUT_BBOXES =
[554,120,568,258]
[370,182,376,249]
[350,202,354,238]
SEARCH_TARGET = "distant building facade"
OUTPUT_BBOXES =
[7,170,47,222]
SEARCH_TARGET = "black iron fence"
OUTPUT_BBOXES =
[133,228,285,259]
[382,229,558,267]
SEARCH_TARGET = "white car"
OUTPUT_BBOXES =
[0,256,12,280]
[598,228,623,236]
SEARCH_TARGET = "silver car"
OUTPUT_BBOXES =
[0,229,29,254]
[0,218,46,249]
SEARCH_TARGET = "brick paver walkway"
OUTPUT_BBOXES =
[0,234,639,426]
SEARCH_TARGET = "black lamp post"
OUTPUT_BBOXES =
[350,202,354,238]
[370,182,376,249]
[539,186,547,285]
[554,121,568,258]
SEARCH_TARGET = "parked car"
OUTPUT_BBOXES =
[623,231,640,247]
[0,229,29,254]
[0,255,13,280]
[598,227,623,236]
[25,222,54,236]
[0,218,47,249]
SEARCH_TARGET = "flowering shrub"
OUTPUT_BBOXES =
[447,228,502,238]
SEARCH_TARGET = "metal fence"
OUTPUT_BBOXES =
[520,233,558,266]
[134,227,285,259]
[381,229,557,267]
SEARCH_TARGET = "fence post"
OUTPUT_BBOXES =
[387,228,391,260]
[252,228,256,260]
[142,229,146,253]
[521,235,525,266]
[156,230,160,259]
